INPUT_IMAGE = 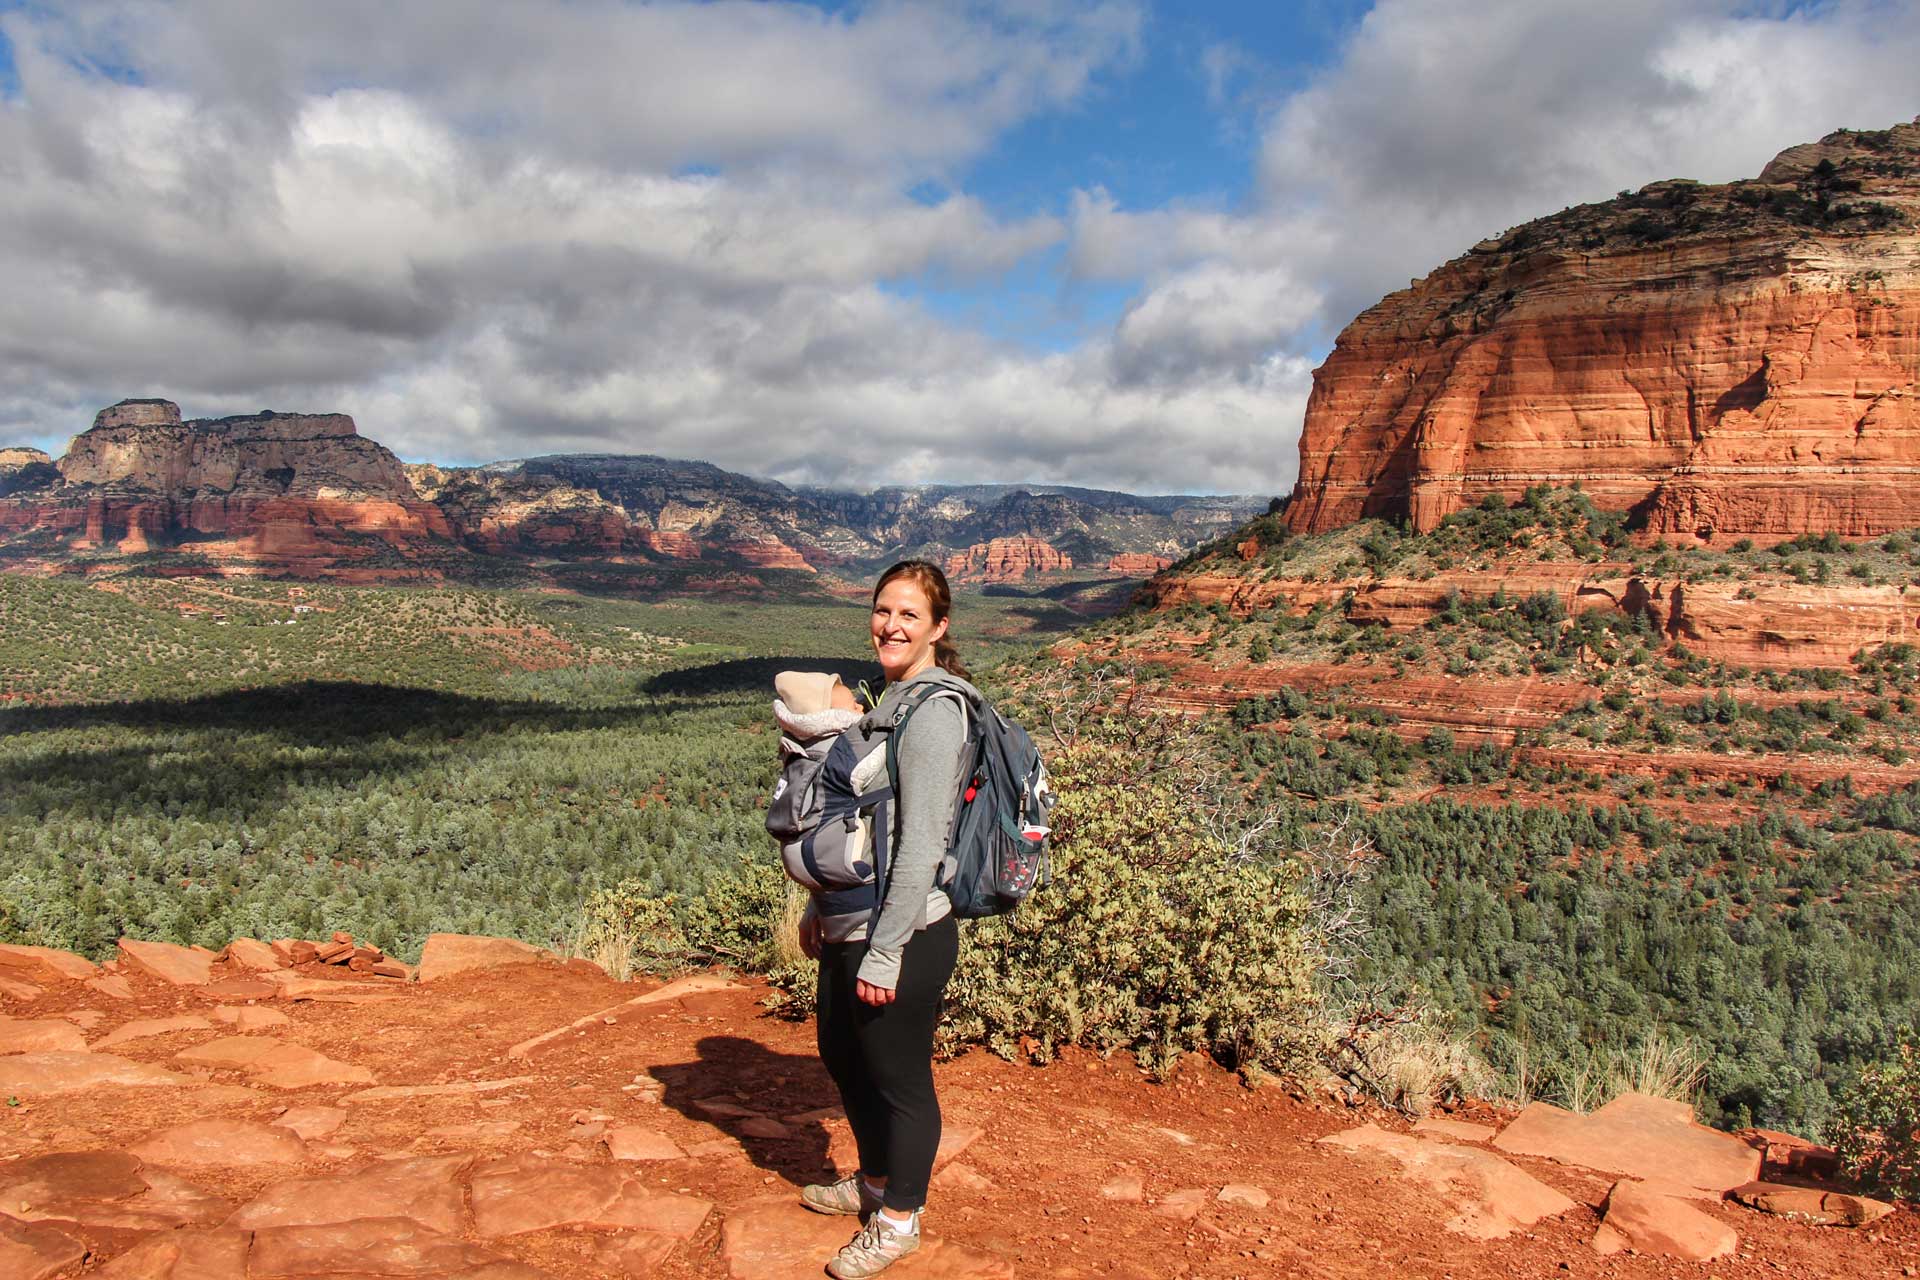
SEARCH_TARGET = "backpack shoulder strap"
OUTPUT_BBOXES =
[881,682,973,801]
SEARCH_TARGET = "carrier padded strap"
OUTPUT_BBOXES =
[818,882,880,917]
[867,796,890,938]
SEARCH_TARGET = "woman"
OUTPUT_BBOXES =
[798,559,971,1279]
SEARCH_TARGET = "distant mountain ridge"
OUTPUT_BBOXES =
[0,400,1263,588]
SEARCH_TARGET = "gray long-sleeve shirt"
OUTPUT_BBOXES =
[854,667,968,989]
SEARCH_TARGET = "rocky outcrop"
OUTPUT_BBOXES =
[1106,552,1173,576]
[0,400,453,574]
[1287,121,1920,540]
[945,535,1073,582]
[1137,558,1920,669]
[0,447,57,498]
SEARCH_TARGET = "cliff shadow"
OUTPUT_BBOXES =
[650,1034,841,1186]
[641,657,877,700]
[0,680,694,822]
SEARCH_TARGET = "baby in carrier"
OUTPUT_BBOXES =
[767,670,897,935]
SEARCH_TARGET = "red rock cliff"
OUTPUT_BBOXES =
[1286,121,1920,539]
[0,400,452,570]
[944,536,1073,582]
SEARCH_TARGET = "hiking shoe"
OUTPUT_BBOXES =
[827,1212,921,1279]
[800,1172,883,1218]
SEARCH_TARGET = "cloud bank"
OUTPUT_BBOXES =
[1,0,1915,494]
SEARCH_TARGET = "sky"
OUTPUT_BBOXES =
[1,1,1917,495]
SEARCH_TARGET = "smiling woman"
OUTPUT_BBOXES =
[797,559,974,1277]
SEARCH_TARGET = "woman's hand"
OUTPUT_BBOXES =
[856,979,896,1006]
[798,912,822,961]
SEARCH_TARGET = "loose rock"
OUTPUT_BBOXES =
[1591,1179,1737,1261]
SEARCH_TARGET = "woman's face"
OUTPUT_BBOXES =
[871,576,948,683]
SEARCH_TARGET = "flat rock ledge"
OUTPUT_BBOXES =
[1492,1093,1760,1194]
[1316,1124,1576,1239]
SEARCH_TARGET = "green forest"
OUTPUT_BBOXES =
[3,568,1918,1141]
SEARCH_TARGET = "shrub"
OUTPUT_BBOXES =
[939,744,1322,1079]
[1833,1040,1920,1200]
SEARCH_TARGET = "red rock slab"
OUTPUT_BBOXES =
[249,1216,552,1279]
[227,1154,471,1234]
[934,1126,981,1169]
[0,977,45,1002]
[0,1151,230,1230]
[414,934,553,984]
[1736,1128,1844,1180]
[271,1105,348,1140]
[117,939,216,987]
[173,1035,374,1089]
[131,1118,309,1168]
[0,944,98,983]
[1492,1093,1760,1194]
[86,975,135,1000]
[1591,1179,1737,1261]
[1152,1188,1208,1220]
[1412,1117,1498,1144]
[588,1230,678,1277]
[175,1035,288,1069]
[89,1227,251,1278]
[196,977,280,1002]
[339,1076,533,1104]
[605,1127,686,1161]
[720,1197,1014,1280]
[208,1005,291,1031]
[631,972,742,1005]
[467,1153,712,1239]
[95,1015,214,1049]
[0,1213,87,1280]
[0,1052,194,1094]
[1728,1180,1895,1227]
[0,1018,89,1054]
[262,971,398,1000]
[425,1119,525,1143]
[221,938,284,972]
[932,1161,993,1192]
[1318,1124,1576,1239]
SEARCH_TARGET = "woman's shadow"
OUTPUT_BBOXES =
[650,1034,843,1188]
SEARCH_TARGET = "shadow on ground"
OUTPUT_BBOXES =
[651,1034,841,1188]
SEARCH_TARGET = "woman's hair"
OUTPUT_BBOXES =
[872,559,969,680]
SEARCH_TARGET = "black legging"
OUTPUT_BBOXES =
[815,914,959,1213]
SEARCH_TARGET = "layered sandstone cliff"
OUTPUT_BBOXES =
[0,400,451,571]
[1286,121,1920,539]
[1138,563,1919,669]
[944,535,1073,582]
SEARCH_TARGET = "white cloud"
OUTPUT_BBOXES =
[1,0,1916,499]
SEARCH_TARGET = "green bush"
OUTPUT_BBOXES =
[938,744,1322,1079]
[1833,1040,1920,1200]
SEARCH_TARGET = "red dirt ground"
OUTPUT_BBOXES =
[2,959,1915,1278]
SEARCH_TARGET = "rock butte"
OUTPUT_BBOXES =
[944,535,1073,583]
[1286,121,1920,540]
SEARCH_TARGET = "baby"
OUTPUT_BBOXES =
[773,670,864,742]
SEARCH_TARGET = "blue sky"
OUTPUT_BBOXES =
[0,1,1916,492]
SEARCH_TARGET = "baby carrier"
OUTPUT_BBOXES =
[767,676,1053,934]
[766,703,898,936]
